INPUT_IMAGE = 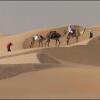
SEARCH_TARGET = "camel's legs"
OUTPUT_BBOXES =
[41,41,43,47]
[67,35,70,45]
[47,40,50,47]
[40,41,43,47]
[30,41,32,48]
[45,39,50,47]
[55,39,57,46]
[30,40,35,48]
[45,40,47,47]
[58,39,61,47]
[67,39,69,45]
[38,41,40,47]
[57,39,60,47]
[76,35,78,42]
[45,39,48,47]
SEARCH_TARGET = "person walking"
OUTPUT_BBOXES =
[89,31,94,38]
[7,42,13,52]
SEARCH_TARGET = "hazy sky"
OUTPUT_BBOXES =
[0,1,100,34]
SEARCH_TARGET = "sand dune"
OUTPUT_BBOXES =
[0,65,100,99]
[0,25,100,99]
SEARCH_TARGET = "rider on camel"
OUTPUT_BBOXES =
[68,24,76,34]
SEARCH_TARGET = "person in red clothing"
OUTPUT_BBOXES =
[7,42,13,52]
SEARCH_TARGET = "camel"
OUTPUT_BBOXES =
[30,34,45,48]
[66,27,86,45]
[45,30,67,47]
[45,31,61,47]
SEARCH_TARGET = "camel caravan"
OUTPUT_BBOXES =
[30,25,91,48]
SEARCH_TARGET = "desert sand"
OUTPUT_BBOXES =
[0,25,100,99]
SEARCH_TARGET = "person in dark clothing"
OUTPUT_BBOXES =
[7,42,13,52]
[89,31,94,38]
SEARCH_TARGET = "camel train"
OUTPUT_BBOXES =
[30,25,86,48]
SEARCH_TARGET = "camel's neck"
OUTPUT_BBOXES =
[83,28,86,34]
[63,31,67,37]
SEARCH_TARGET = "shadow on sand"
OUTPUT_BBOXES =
[0,63,61,80]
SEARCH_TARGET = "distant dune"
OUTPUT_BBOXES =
[0,32,9,37]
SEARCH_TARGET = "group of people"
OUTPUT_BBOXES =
[6,24,94,52]
[68,24,94,38]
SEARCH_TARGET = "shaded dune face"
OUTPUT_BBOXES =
[37,53,61,64]
[39,36,100,67]
[0,63,61,80]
